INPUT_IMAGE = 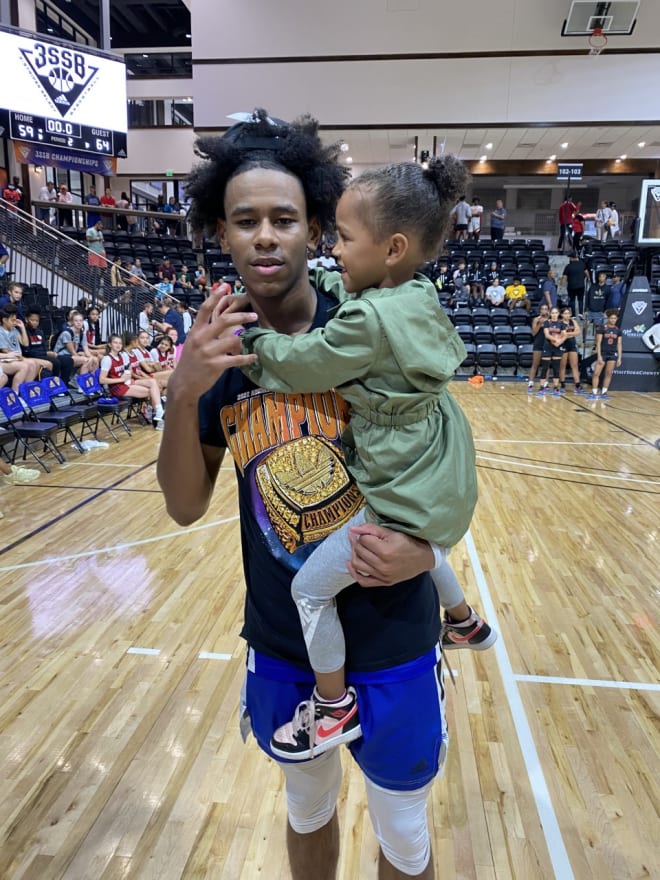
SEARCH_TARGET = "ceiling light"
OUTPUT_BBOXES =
[548,155,556,161]
[561,142,569,149]
[485,142,493,150]
[545,159,553,164]
[638,141,646,147]
[340,142,349,152]
[479,155,487,162]
[615,158,622,163]
[185,33,192,38]
[620,154,627,160]
[345,156,353,164]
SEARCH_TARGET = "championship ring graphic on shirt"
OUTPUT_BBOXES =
[256,435,363,552]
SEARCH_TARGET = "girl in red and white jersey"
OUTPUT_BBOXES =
[150,334,177,371]
[127,332,172,393]
[99,335,164,426]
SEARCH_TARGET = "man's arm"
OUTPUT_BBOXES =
[346,523,435,587]
[157,290,258,525]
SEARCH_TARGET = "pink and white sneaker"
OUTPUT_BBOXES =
[270,686,362,761]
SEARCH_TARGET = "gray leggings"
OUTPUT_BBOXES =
[292,509,464,673]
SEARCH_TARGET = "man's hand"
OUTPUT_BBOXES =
[167,288,258,401]
[346,522,435,587]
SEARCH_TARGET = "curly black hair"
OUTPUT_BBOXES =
[186,109,349,237]
[347,156,470,258]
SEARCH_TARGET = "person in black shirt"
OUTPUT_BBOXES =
[585,271,608,338]
[22,308,73,383]
[157,109,452,879]
[560,252,589,316]
[588,309,622,400]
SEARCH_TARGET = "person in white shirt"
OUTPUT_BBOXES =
[595,200,611,242]
[485,277,506,307]
[608,202,620,239]
[642,320,660,359]
[468,197,483,240]
[37,181,57,224]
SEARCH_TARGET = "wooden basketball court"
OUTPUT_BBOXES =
[0,384,657,879]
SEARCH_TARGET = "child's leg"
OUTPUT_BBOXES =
[291,510,366,699]
[271,512,366,760]
[429,553,498,652]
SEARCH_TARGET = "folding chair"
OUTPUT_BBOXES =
[0,387,64,472]
[18,381,85,454]
[40,376,101,444]
[74,372,129,441]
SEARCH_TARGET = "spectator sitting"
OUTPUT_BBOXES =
[194,262,207,290]
[0,304,40,388]
[99,334,164,427]
[158,257,176,283]
[149,334,177,371]
[485,276,506,307]
[83,306,106,354]
[174,265,194,291]
[0,281,24,320]
[129,258,147,285]
[165,326,184,361]
[130,330,172,392]
[452,258,470,303]
[22,307,73,383]
[53,310,98,384]
[486,260,499,283]
[505,277,530,311]
[434,260,454,305]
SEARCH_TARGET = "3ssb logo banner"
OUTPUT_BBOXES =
[20,41,99,119]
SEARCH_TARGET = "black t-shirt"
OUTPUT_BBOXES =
[562,260,587,290]
[198,283,439,672]
[22,326,49,358]
[598,324,621,357]
[587,284,607,312]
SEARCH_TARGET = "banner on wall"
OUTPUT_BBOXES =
[13,141,116,175]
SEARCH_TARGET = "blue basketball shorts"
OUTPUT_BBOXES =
[241,644,447,792]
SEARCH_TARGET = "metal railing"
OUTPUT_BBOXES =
[0,199,187,340]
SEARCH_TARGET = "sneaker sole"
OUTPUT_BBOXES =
[270,723,362,761]
[442,629,499,651]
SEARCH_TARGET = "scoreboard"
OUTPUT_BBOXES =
[0,25,127,159]
[9,111,115,156]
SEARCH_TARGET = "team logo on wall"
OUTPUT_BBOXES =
[650,186,660,203]
[631,301,647,316]
[20,41,99,118]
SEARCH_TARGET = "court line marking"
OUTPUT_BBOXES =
[476,454,660,486]
[465,530,574,880]
[515,674,660,691]
[198,651,233,661]
[127,647,161,656]
[474,439,646,446]
[0,514,240,573]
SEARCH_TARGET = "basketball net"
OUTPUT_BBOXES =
[588,27,608,56]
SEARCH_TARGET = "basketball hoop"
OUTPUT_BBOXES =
[588,26,608,56]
